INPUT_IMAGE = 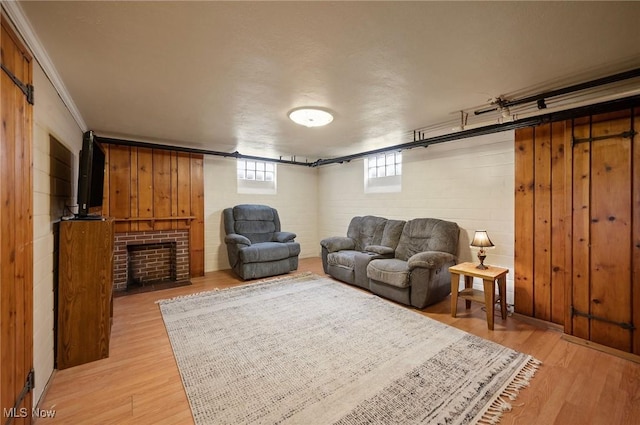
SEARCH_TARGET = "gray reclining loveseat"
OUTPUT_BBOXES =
[321,216,459,309]
[223,204,300,280]
[320,216,405,289]
[367,218,459,308]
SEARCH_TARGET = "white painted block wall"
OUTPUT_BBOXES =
[204,156,319,272]
[32,63,84,405]
[317,132,516,302]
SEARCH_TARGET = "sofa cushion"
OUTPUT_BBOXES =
[367,258,411,288]
[327,250,359,269]
[233,204,276,221]
[230,204,282,243]
[364,245,394,255]
[320,236,356,253]
[380,219,406,249]
[235,220,277,236]
[239,242,291,263]
[347,216,387,251]
[287,242,301,257]
[395,218,459,261]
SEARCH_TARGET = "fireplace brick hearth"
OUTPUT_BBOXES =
[113,229,189,291]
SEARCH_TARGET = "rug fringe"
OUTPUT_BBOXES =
[155,271,316,304]
[475,357,541,425]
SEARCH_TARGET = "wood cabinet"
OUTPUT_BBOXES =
[57,218,114,369]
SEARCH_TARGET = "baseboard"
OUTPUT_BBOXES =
[511,313,640,363]
[511,313,564,332]
[562,334,640,364]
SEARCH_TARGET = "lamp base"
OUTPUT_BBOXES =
[476,252,489,269]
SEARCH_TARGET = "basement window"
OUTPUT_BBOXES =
[237,159,277,194]
[364,152,402,193]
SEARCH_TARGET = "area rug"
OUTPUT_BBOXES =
[158,272,540,425]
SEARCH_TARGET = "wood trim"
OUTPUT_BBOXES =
[115,216,196,221]
[562,334,640,364]
[511,312,564,333]
[634,107,640,355]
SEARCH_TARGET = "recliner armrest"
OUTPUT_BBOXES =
[407,251,457,270]
[274,231,297,242]
[364,245,394,255]
[320,236,355,253]
[225,234,252,247]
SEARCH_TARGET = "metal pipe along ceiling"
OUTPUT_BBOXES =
[98,68,640,167]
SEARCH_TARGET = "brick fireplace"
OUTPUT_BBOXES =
[113,229,189,291]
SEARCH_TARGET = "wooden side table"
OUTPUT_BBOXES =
[450,262,508,330]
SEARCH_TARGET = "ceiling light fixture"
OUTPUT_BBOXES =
[288,107,334,128]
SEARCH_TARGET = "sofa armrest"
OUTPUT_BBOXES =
[225,234,252,247]
[364,245,394,256]
[274,231,296,242]
[320,236,355,253]
[407,251,457,270]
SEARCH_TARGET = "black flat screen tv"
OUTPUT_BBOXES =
[76,130,106,218]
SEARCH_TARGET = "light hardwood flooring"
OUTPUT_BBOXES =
[38,258,640,424]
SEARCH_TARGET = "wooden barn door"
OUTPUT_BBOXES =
[570,111,639,353]
[1,15,34,424]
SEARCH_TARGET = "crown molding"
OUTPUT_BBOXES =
[2,0,87,131]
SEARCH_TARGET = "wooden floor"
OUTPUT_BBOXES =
[38,258,640,424]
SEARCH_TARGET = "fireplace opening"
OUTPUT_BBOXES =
[113,229,191,295]
[127,242,177,288]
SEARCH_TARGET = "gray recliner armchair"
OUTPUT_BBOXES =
[320,216,405,289]
[223,204,300,280]
[367,218,459,308]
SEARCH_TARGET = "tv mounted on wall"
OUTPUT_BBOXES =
[76,130,106,219]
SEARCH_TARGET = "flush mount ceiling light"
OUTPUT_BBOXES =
[288,107,334,128]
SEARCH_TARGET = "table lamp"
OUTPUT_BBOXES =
[470,230,494,270]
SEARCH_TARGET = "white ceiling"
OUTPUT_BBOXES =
[16,1,640,161]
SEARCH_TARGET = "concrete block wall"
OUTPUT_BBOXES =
[204,156,319,272]
[32,63,84,405]
[317,132,516,302]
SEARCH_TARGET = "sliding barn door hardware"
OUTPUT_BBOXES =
[571,306,636,330]
[474,67,640,116]
[572,129,637,145]
[97,94,640,168]
[1,62,34,105]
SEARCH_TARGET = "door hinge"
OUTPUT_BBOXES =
[1,62,34,105]
[571,306,636,330]
[3,369,35,425]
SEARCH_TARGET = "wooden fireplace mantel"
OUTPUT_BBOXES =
[114,216,196,224]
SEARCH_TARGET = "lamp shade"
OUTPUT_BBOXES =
[470,230,494,248]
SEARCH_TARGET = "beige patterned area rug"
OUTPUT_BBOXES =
[158,272,540,425]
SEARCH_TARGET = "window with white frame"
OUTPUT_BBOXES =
[364,152,402,193]
[237,159,277,194]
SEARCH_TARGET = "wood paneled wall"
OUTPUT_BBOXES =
[101,145,204,277]
[514,122,569,325]
[1,14,34,423]
[515,107,640,354]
